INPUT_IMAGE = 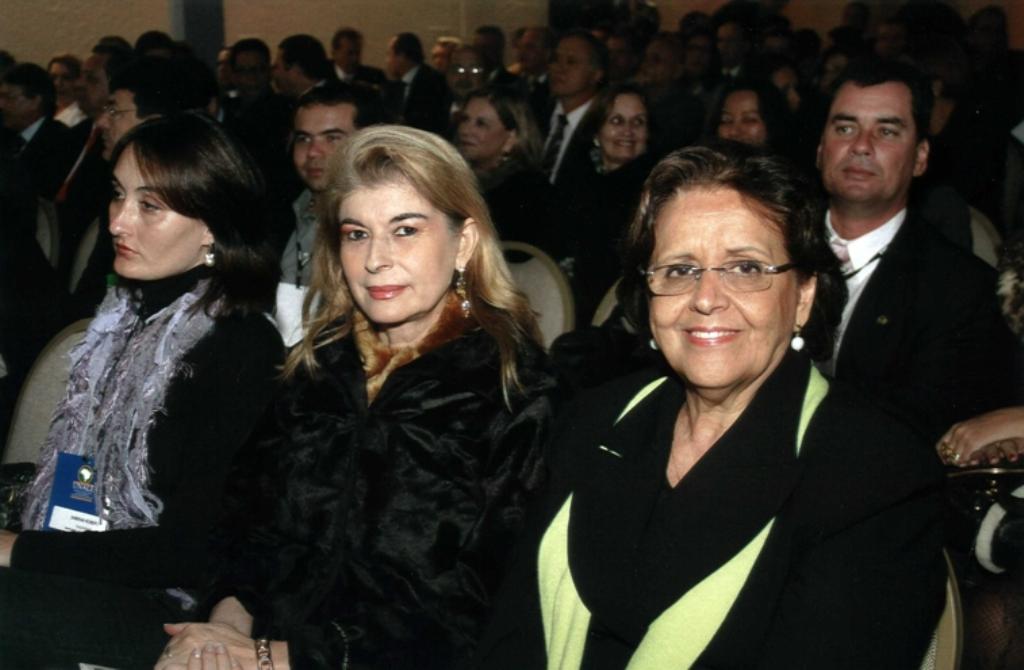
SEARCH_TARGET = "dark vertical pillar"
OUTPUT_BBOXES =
[175,0,225,69]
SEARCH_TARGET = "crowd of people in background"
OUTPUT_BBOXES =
[2,1,1024,668]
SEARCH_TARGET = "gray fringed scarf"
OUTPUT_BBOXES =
[21,280,218,531]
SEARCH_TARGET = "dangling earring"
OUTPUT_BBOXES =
[455,267,470,317]
[649,337,658,351]
[790,325,805,352]
[204,245,216,267]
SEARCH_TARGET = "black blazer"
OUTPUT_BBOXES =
[474,353,945,669]
[15,117,76,200]
[386,65,451,135]
[834,209,1016,442]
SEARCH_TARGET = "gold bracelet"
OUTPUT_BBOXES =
[254,638,274,670]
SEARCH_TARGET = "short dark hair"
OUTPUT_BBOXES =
[278,34,332,81]
[109,57,192,117]
[331,27,363,50]
[560,29,609,81]
[110,112,279,315]
[475,26,506,50]
[47,53,82,80]
[619,142,846,361]
[229,38,270,68]
[134,30,175,57]
[392,32,425,64]
[294,81,386,129]
[91,42,136,82]
[828,57,934,140]
[2,63,56,117]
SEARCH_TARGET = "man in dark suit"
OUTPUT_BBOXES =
[514,26,555,128]
[542,30,607,188]
[272,34,334,100]
[331,27,386,89]
[472,25,521,89]
[818,58,1015,442]
[0,63,75,200]
[383,32,450,135]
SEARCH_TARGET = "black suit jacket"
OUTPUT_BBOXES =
[387,66,451,135]
[15,117,76,200]
[834,209,1016,442]
[474,354,945,669]
[349,64,387,89]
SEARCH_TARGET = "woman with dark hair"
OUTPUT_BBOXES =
[708,79,794,156]
[157,125,557,669]
[476,143,946,669]
[561,83,658,323]
[0,112,283,668]
[456,85,554,251]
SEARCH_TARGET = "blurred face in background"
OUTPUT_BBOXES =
[292,103,358,192]
[717,90,768,147]
[598,92,648,170]
[79,53,110,119]
[457,96,516,172]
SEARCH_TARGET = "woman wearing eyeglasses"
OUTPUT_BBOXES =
[475,143,947,669]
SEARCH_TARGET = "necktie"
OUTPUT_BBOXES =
[541,113,568,179]
[56,125,100,204]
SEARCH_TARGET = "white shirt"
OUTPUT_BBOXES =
[545,98,593,184]
[820,208,906,374]
[400,65,419,105]
[56,102,87,128]
[20,116,45,144]
[335,64,354,83]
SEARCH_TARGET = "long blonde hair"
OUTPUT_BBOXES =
[284,125,540,398]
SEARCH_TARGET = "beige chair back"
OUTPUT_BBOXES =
[502,241,575,349]
[919,551,963,670]
[970,206,1001,269]
[591,279,620,326]
[3,319,90,465]
[69,217,101,294]
[35,198,60,268]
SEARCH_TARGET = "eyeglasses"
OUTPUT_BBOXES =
[103,104,137,120]
[452,66,484,75]
[642,260,796,296]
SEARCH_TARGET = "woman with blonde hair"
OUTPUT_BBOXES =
[157,125,558,670]
[456,85,555,251]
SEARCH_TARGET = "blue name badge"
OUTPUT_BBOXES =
[45,452,108,532]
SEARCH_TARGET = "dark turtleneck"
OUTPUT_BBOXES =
[120,264,214,320]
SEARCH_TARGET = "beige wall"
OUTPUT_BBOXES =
[224,0,546,69]
[2,0,1020,69]
[660,0,1023,50]
[0,0,172,65]
[0,0,546,68]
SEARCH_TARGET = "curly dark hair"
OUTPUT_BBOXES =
[618,140,846,361]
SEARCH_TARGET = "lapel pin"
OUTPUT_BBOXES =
[876,315,889,325]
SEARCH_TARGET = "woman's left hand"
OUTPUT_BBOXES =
[156,623,253,670]
[937,407,1024,467]
[0,530,17,567]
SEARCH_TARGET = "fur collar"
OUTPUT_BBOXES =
[354,294,472,404]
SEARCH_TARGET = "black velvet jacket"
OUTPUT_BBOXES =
[208,327,558,669]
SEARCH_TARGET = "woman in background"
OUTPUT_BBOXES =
[456,84,554,253]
